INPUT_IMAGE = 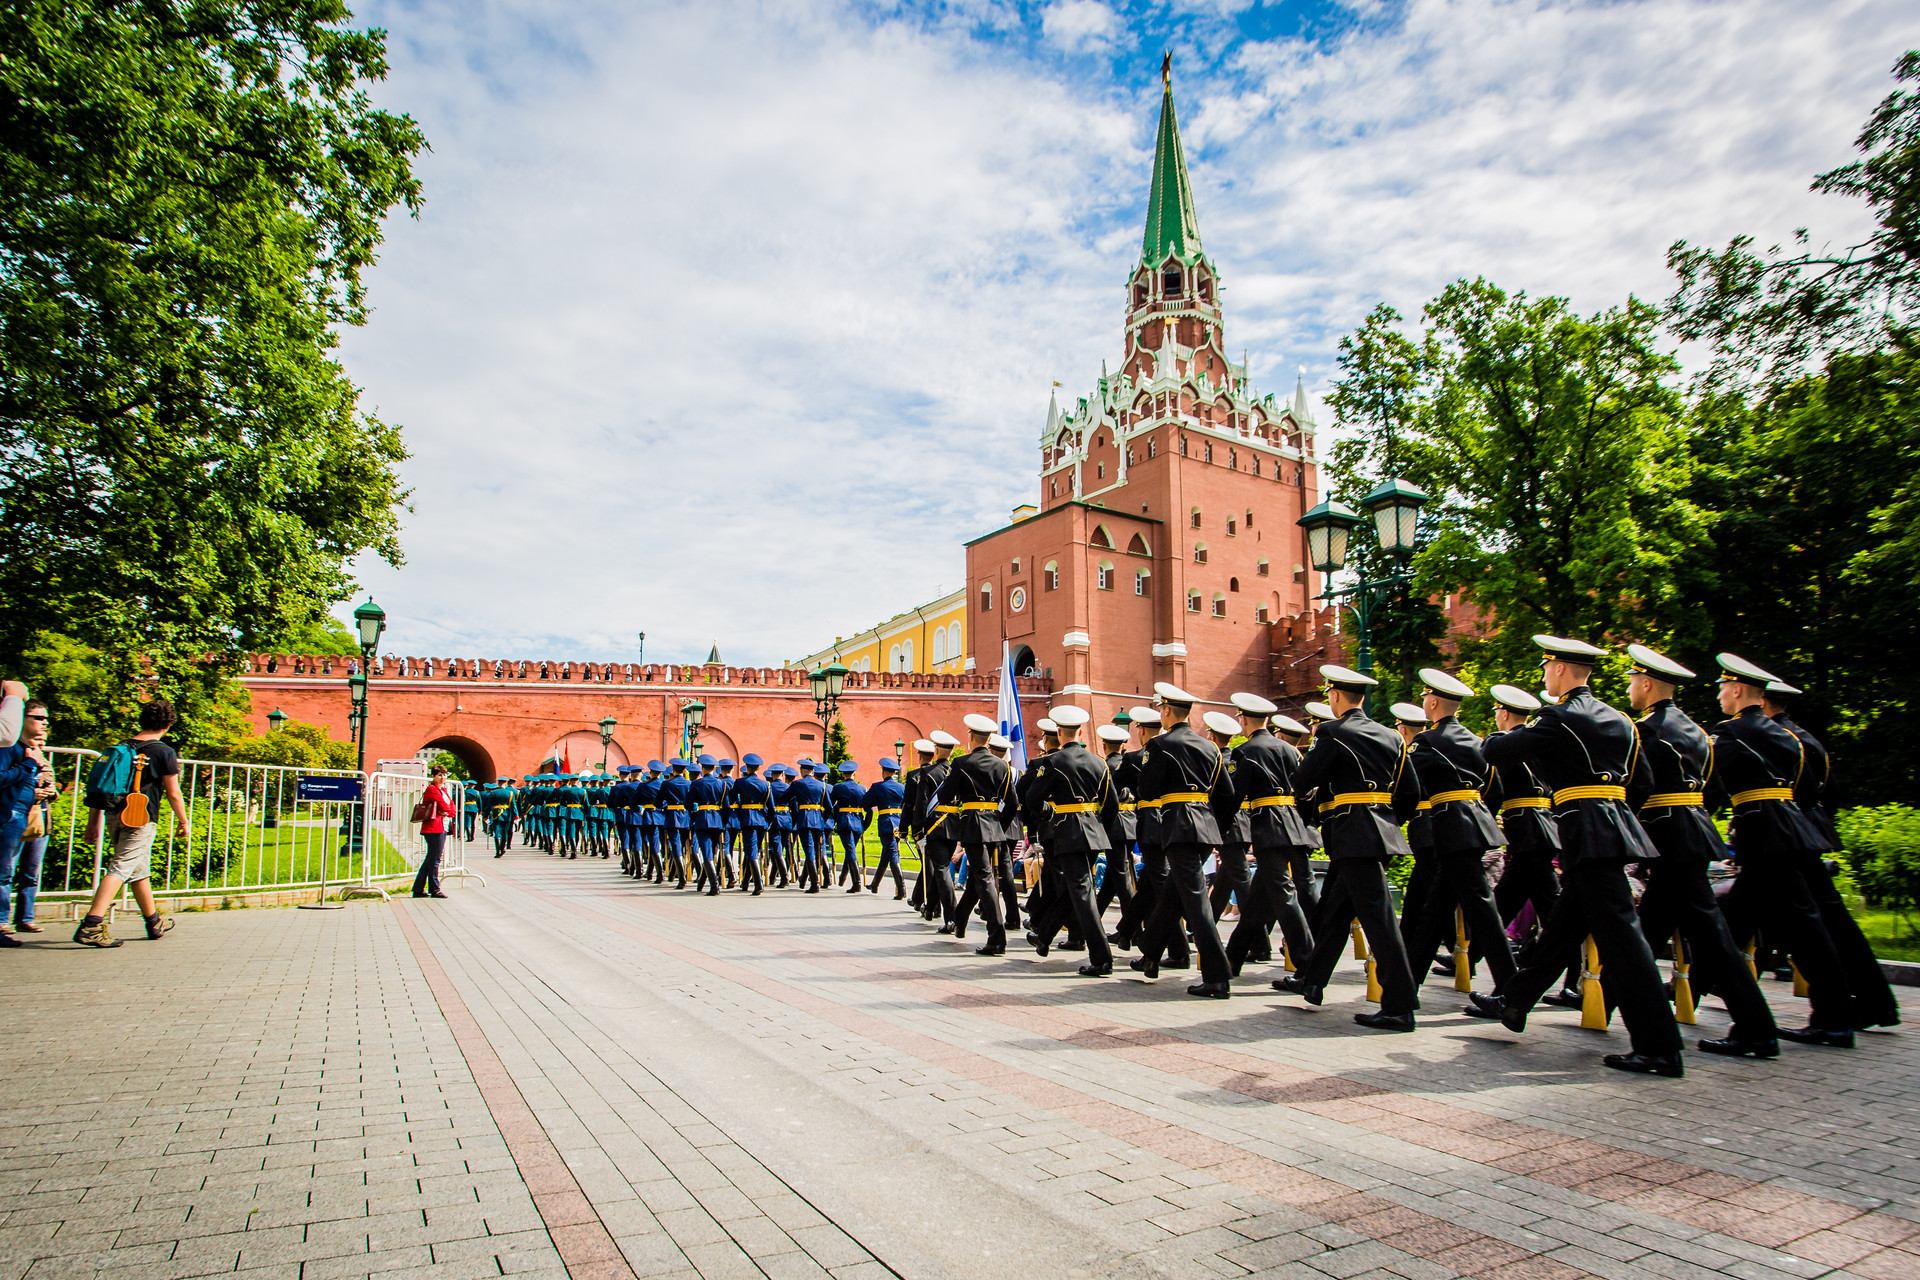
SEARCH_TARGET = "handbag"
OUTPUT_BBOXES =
[409,798,432,824]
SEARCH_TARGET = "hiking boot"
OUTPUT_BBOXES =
[74,920,122,948]
[145,914,175,940]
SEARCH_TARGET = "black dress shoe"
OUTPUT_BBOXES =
[1027,931,1048,958]
[1779,1025,1855,1048]
[1107,931,1131,950]
[975,943,1006,956]
[1272,975,1324,1005]
[1697,1036,1779,1058]
[1076,963,1113,978]
[1501,1002,1528,1034]
[1187,982,1231,999]
[1355,1011,1415,1032]
[1129,956,1159,979]
[1433,961,1457,978]
[1545,987,1584,1009]
[1465,993,1503,1020]
[1059,940,1085,952]
[937,924,955,935]
[1603,1052,1684,1078]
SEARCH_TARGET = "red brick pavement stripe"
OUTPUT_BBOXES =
[592,879,1920,1277]
[391,902,638,1280]
[496,871,1598,1280]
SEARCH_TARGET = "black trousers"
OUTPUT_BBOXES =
[1032,850,1112,968]
[1295,857,1418,1016]
[1803,852,1898,1022]
[1497,859,1683,1057]
[1404,849,1517,990]
[954,843,1006,947]
[1226,846,1315,974]
[1635,856,1775,1041]
[1114,845,1185,961]
[1287,847,1320,918]
[922,838,958,922]
[997,844,1023,929]
[1720,857,1857,1030]
[1400,850,1439,935]
[412,832,446,896]
[1095,844,1135,920]
[1138,842,1230,984]
[1027,853,1083,945]
[1208,844,1253,920]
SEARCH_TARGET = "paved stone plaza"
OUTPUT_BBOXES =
[2,855,1915,1280]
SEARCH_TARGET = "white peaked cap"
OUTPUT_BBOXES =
[1050,705,1090,727]
[987,733,1011,749]
[963,713,997,733]
[1129,706,1162,726]
[1320,664,1377,688]
[1490,684,1541,712]
[1202,711,1241,736]
[1417,667,1474,699]
[1716,652,1782,685]
[1096,724,1130,744]
[1304,701,1335,721]
[1390,702,1430,725]
[1627,644,1695,681]
[1153,681,1196,705]
[913,739,936,753]
[1036,718,1059,734]
[1273,715,1310,735]
[1535,634,1607,662]
[1230,692,1278,716]
[1765,679,1803,695]
[1537,689,1559,705]
[929,729,960,747]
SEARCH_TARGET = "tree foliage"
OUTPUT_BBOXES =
[0,0,424,725]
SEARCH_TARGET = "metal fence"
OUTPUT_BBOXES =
[30,748,482,912]
[359,771,485,894]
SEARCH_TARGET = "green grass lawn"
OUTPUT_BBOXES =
[1856,907,1920,963]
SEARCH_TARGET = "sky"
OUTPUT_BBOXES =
[337,0,1918,667]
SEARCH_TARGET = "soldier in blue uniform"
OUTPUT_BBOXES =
[830,760,868,893]
[716,758,740,887]
[658,758,693,888]
[864,759,907,897]
[610,768,637,872]
[767,765,794,888]
[486,778,515,857]
[787,760,830,893]
[461,783,480,842]
[634,762,664,880]
[729,754,774,895]
[689,754,727,895]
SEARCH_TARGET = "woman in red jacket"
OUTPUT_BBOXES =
[413,765,455,898]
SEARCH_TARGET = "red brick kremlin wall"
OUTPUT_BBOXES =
[237,654,1053,781]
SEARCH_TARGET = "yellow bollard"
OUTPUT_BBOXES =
[1282,939,1296,972]
[1792,960,1809,998]
[1351,921,1367,959]
[1580,936,1611,1030]
[1672,930,1696,1025]
[1453,907,1473,993]
[1743,939,1758,979]
[1350,923,1382,1002]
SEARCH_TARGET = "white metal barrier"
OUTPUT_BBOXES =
[357,772,484,897]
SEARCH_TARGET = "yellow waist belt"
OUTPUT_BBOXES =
[1159,791,1211,804]
[1641,791,1704,809]
[874,807,901,815]
[1731,787,1795,806]
[1247,796,1296,808]
[665,804,686,811]
[961,801,999,811]
[697,804,723,810]
[1499,797,1550,813]
[1053,802,1098,814]
[1136,798,1163,809]
[1427,789,1482,806]
[797,803,824,811]
[567,804,582,810]
[1320,791,1394,813]
[1415,800,1432,812]
[1117,802,1137,812]
[933,805,960,814]
[1553,785,1627,804]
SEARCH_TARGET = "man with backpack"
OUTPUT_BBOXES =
[77,699,189,947]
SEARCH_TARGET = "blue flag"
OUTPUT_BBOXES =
[997,639,1027,773]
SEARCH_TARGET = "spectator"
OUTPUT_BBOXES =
[0,700,52,947]
[0,679,28,748]
[11,702,59,934]
[413,765,454,898]
[76,699,188,948]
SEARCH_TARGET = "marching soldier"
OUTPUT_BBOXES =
[830,760,869,893]
[1275,713,1322,919]
[1274,665,1422,1031]
[920,731,962,927]
[659,759,693,888]
[486,778,515,857]
[1094,722,1137,924]
[865,759,908,897]
[788,760,831,893]
[1111,706,1178,962]
[767,764,794,888]
[1400,669,1517,994]
[1391,702,1442,945]
[689,755,727,894]
[1021,706,1117,976]
[904,740,938,911]
[1221,693,1316,979]
[1471,636,1684,1077]
[717,759,741,886]
[1129,683,1237,998]
[636,762,665,880]
[1484,687,1573,999]
[462,782,480,843]
[939,714,1018,954]
[1622,646,1780,1058]
[984,734,1024,930]
[730,754,774,895]
[1200,711,1254,925]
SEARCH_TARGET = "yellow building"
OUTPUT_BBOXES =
[789,588,970,675]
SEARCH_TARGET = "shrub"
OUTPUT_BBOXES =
[1835,804,1920,938]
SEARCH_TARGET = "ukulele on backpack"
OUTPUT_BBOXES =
[120,754,151,827]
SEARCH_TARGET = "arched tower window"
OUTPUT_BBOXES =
[979,583,993,612]
[1044,561,1059,590]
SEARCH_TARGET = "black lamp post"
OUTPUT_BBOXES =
[681,698,705,760]
[808,661,848,763]
[598,715,617,771]
[1297,479,1428,712]
[344,597,386,857]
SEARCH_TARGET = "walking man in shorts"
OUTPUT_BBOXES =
[77,699,189,947]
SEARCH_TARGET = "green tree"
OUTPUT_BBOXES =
[0,1,423,718]
[824,719,850,770]
[283,615,361,655]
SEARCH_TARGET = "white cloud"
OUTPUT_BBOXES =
[1042,0,1124,52]
[338,0,1919,666]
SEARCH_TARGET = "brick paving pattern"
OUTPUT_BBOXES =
[0,854,1912,1280]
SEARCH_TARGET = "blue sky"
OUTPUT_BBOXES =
[337,0,1916,667]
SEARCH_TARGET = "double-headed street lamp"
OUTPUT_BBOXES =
[599,715,617,771]
[808,661,848,763]
[680,698,705,760]
[342,597,387,859]
[1297,476,1429,710]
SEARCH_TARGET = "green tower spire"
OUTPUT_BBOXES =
[1141,57,1203,266]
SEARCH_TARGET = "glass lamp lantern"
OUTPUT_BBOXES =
[1360,477,1428,561]
[1296,498,1363,573]
[352,597,387,652]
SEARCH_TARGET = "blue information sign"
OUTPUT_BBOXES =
[297,775,362,802]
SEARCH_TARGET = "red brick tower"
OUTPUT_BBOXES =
[965,66,1324,716]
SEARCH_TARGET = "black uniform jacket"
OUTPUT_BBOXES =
[1629,699,1726,863]
[1125,747,1159,849]
[1015,750,1051,846]
[1104,749,1138,845]
[1484,741,1560,854]
[1228,729,1316,852]
[1019,742,1116,855]
[931,748,1016,846]
[1482,686,1657,866]
[1407,717,1506,854]
[1705,706,1826,859]
[1291,709,1419,860]
[1775,715,1839,851]
[910,759,952,841]
[1138,722,1234,846]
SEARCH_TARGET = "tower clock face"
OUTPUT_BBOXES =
[1009,586,1028,613]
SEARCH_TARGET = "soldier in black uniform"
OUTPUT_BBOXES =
[1484,686,1574,998]
[1095,722,1137,923]
[1401,669,1518,993]
[1470,636,1685,1077]
[1762,681,1900,1028]
[1130,683,1237,997]
[919,731,962,926]
[985,733,1024,931]
[1023,706,1118,976]
[1708,654,1857,1045]
[1201,710,1255,923]
[1222,693,1316,978]
[1622,646,1779,1057]
[1019,718,1065,946]
[904,739,937,912]
[1390,702,1442,951]
[939,714,1017,955]
[1274,666,1422,1031]
[1278,711,1323,919]
[1113,707,1184,967]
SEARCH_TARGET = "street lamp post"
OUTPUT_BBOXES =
[599,715,617,771]
[807,661,848,765]
[267,707,288,733]
[681,699,705,761]
[345,597,387,858]
[1297,478,1428,713]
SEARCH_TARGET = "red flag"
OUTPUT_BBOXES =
[561,745,572,774]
